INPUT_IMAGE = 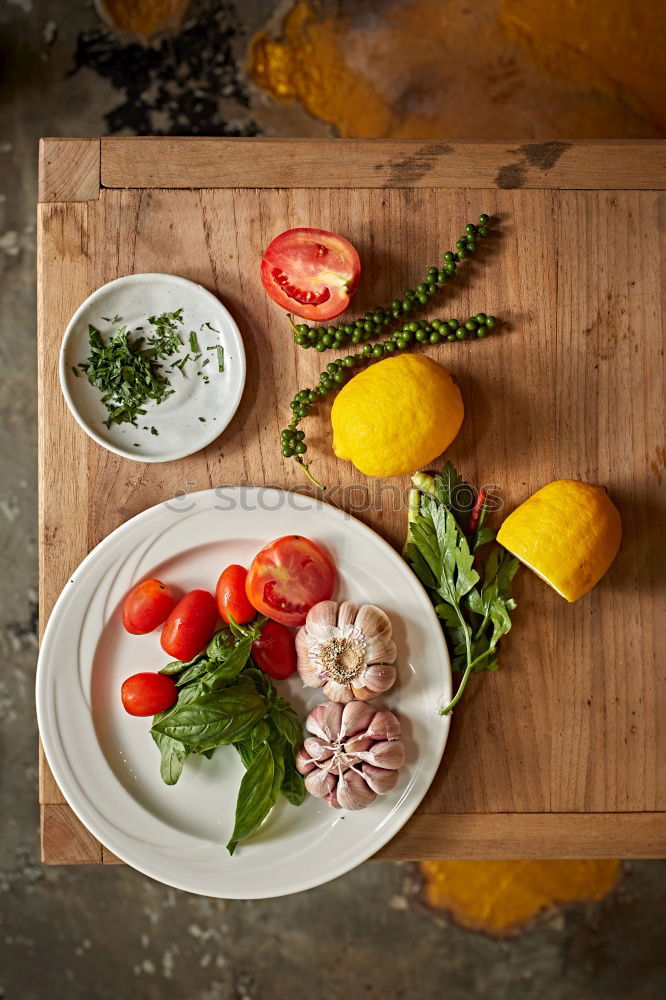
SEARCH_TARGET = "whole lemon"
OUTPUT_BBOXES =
[497,480,621,602]
[331,354,464,478]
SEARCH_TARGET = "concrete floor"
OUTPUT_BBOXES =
[1,1,665,998]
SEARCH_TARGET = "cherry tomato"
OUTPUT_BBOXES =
[160,589,218,662]
[122,579,174,635]
[246,535,336,627]
[260,227,361,321]
[251,621,297,680]
[215,565,256,625]
[121,672,177,717]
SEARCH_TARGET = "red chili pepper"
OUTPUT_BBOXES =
[469,488,487,534]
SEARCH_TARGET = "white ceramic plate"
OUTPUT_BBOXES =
[59,273,246,463]
[36,488,451,898]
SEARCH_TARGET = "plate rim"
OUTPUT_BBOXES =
[36,486,451,897]
[58,272,247,464]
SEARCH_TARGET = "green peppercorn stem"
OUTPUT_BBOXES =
[287,215,493,352]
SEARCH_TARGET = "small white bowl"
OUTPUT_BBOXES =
[59,273,246,463]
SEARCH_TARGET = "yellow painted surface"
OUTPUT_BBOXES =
[249,0,666,138]
[421,860,621,933]
[96,0,188,37]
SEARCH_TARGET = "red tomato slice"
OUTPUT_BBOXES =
[246,535,336,627]
[215,565,256,625]
[160,590,218,663]
[121,672,177,717]
[260,228,361,321]
[122,579,174,635]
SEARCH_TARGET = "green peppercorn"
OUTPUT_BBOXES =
[333,372,345,384]
[447,319,458,330]
[307,390,318,403]
[485,315,496,328]
[466,241,476,254]
[294,442,307,455]
[465,223,477,236]
[294,429,305,440]
[479,213,489,225]
[475,312,487,324]
[297,324,308,335]
[429,331,441,344]
[444,263,456,276]
[343,356,355,368]
[478,226,489,238]
[427,283,437,295]
[384,341,396,354]
[395,338,407,350]
[465,319,477,331]
[362,344,373,357]
[372,346,383,358]
[447,333,456,342]
[456,327,467,339]
[476,328,487,338]
[415,329,428,342]
[444,251,455,262]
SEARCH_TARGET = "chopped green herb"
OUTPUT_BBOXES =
[150,426,158,436]
[189,331,200,354]
[201,358,210,368]
[198,417,206,422]
[71,366,79,377]
[215,346,225,372]
[201,321,217,332]
[101,314,122,323]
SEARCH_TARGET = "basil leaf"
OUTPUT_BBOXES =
[233,740,258,769]
[206,628,236,661]
[243,665,275,700]
[175,658,214,687]
[226,742,284,855]
[281,755,306,806]
[202,635,254,689]
[269,704,303,753]
[151,730,188,785]
[159,649,206,676]
[151,688,266,750]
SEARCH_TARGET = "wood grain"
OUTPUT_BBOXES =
[373,813,666,860]
[39,139,100,202]
[41,805,102,864]
[100,139,666,191]
[38,141,666,865]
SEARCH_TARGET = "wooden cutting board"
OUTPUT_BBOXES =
[37,138,666,865]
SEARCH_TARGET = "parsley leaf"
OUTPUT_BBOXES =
[406,463,519,714]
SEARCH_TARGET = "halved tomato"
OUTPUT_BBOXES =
[260,227,361,321]
[246,535,336,627]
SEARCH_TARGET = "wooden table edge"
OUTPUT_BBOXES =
[97,137,666,191]
[39,803,666,864]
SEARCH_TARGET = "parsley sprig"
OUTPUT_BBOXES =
[404,461,519,714]
[76,309,222,430]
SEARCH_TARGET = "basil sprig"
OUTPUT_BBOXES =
[149,616,305,853]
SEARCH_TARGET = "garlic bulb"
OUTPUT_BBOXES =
[296,600,398,703]
[297,700,405,810]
